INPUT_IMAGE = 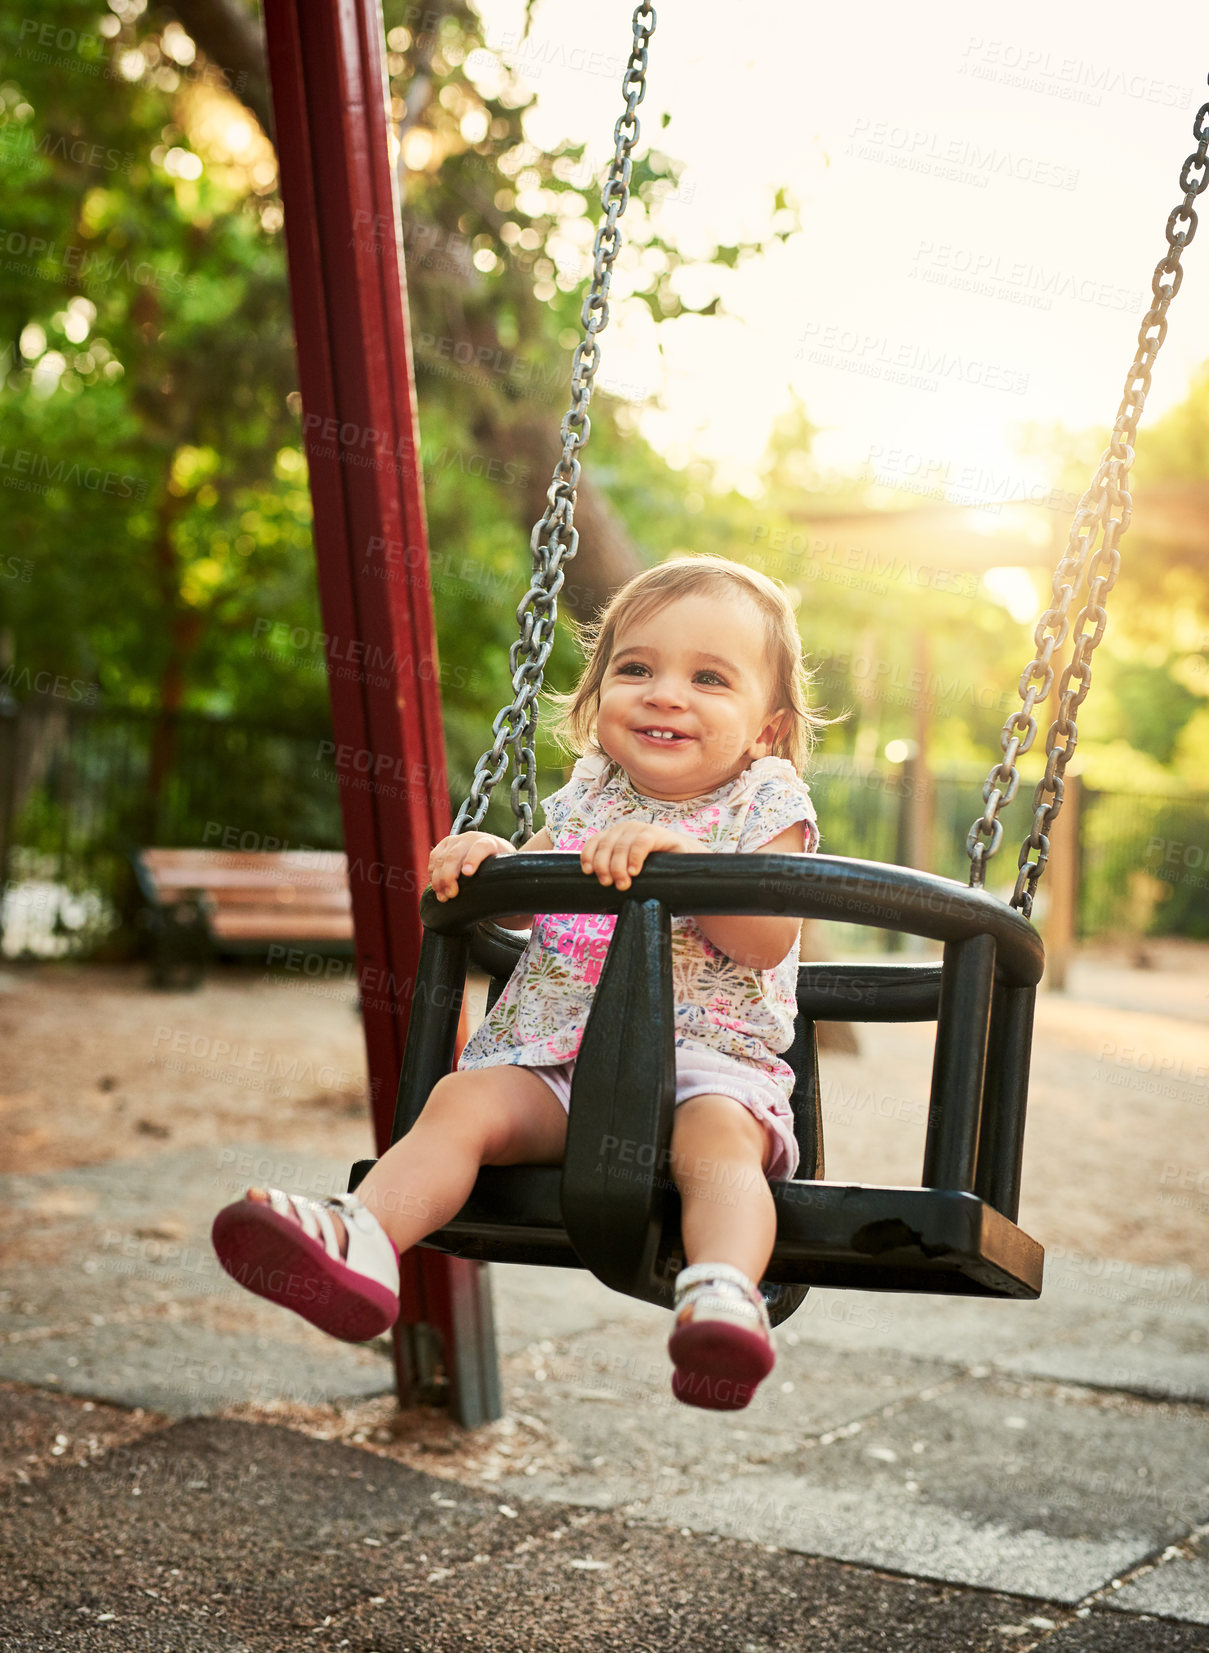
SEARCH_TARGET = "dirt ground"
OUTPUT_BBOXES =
[2,938,1207,1273]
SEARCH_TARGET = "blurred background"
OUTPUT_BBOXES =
[1,0,1207,966]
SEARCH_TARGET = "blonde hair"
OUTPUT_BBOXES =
[545,554,824,774]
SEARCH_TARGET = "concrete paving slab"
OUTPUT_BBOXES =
[0,1317,392,1416]
[500,1325,962,1509]
[0,1147,398,1415]
[1104,1530,1209,1625]
[2,1143,354,1233]
[0,1403,1094,1653]
[489,1260,1110,1408]
[994,1270,1209,1406]
[494,1263,1072,1370]
[492,1261,1149,1380]
[1,1230,275,1341]
[619,1376,1209,1604]
[998,1337,1209,1409]
[769,1282,1075,1364]
[583,1257,1209,1411]
[1,1258,188,1339]
[0,1143,353,1338]
[489,1259,658,1356]
[503,1285,959,1418]
[798,1265,1204,1374]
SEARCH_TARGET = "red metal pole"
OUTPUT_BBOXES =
[261,0,499,1426]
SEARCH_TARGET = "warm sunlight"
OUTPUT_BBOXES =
[476,0,1209,498]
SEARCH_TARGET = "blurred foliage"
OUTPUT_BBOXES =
[0,0,316,723]
[0,0,798,812]
[1016,384,1209,790]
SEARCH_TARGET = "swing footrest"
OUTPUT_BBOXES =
[416,1171,1043,1301]
[762,1182,1043,1298]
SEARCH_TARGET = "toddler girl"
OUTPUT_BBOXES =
[213,554,820,1411]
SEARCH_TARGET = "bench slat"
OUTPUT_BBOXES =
[207,903,351,924]
[142,850,345,869]
[198,887,350,908]
[145,868,348,893]
[210,913,354,941]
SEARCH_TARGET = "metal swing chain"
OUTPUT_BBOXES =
[453,4,657,843]
[966,83,1209,917]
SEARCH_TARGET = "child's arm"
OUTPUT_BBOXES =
[579,821,805,971]
[429,826,554,930]
[693,820,803,968]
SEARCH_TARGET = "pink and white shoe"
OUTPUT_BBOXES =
[668,1262,775,1411]
[212,1189,400,1343]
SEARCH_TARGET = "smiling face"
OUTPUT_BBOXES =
[594,591,787,800]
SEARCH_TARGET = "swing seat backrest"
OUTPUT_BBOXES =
[365,851,1045,1322]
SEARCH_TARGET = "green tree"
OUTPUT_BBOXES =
[0,0,799,841]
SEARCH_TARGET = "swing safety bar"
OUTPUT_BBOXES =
[351,853,1045,1323]
[417,853,1045,984]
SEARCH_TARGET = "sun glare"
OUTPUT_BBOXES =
[983,565,1042,623]
[474,0,1209,501]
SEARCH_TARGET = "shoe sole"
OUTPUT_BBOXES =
[211,1200,399,1343]
[668,1320,775,1412]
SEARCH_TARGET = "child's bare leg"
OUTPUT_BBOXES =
[218,1068,566,1342]
[670,1094,776,1283]
[357,1067,567,1247]
[246,1067,567,1255]
[667,1094,777,1411]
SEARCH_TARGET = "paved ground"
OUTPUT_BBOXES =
[1,948,1208,1649]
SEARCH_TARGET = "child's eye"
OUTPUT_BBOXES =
[613,661,727,685]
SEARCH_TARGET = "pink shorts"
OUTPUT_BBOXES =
[528,1046,800,1182]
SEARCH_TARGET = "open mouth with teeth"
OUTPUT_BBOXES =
[636,727,691,743]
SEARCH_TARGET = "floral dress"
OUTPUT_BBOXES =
[457,753,819,1100]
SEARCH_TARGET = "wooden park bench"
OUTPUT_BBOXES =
[132,848,353,988]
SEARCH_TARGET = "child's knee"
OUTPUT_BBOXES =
[674,1092,762,1151]
[671,1096,771,1186]
[416,1071,486,1134]
[420,1069,524,1141]
[415,1068,565,1165]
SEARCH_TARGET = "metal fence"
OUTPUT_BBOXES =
[0,700,343,957]
[804,759,1208,942]
[1,699,1205,958]
[1078,782,1209,940]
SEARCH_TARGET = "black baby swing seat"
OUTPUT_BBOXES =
[352,851,1045,1327]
